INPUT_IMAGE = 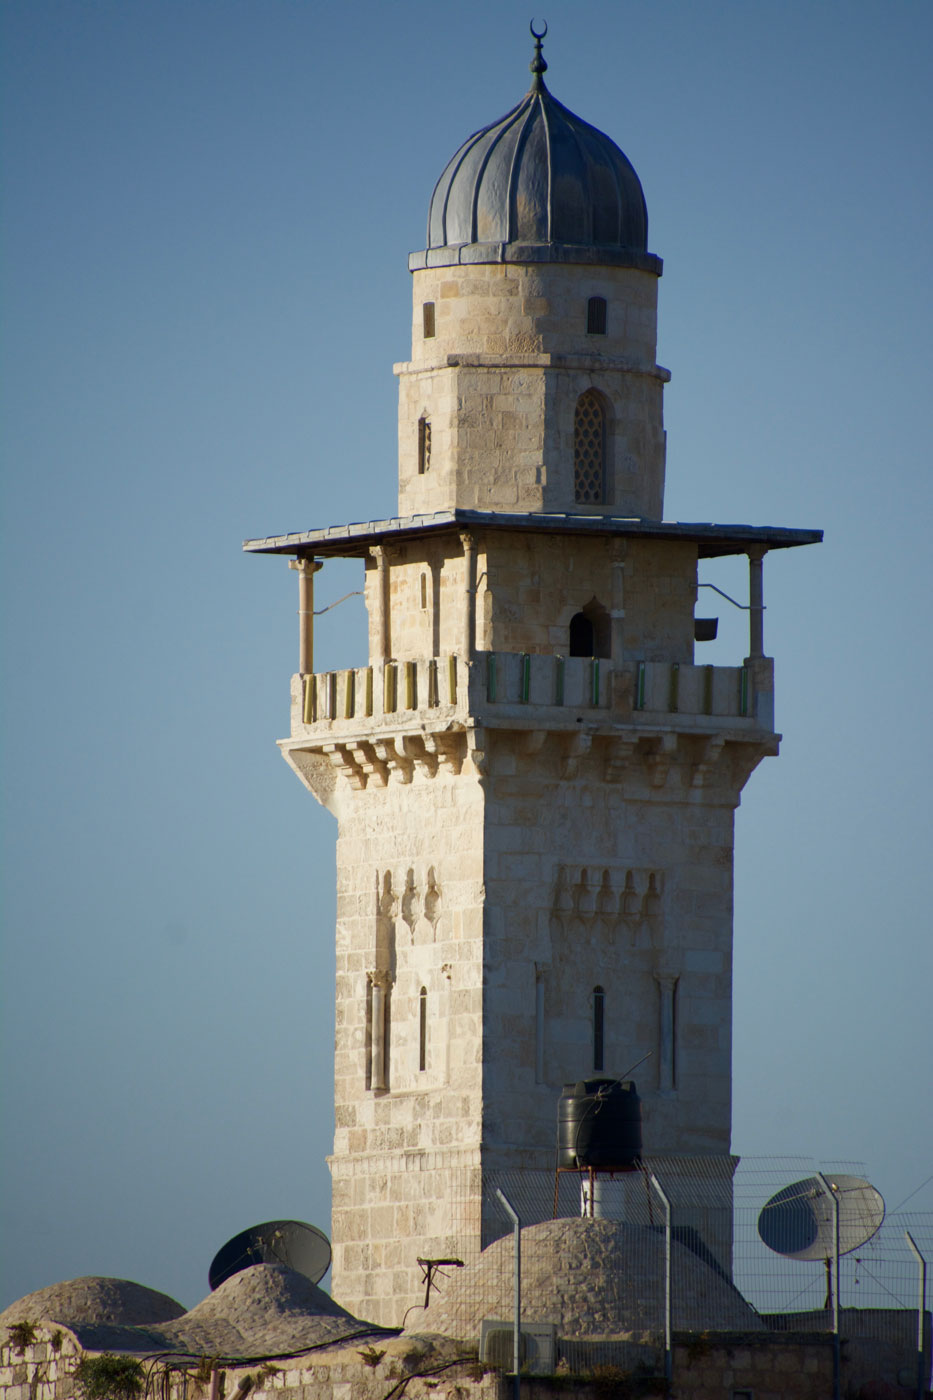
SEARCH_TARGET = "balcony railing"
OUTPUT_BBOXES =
[294,653,774,733]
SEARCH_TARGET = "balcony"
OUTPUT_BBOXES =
[291,652,775,737]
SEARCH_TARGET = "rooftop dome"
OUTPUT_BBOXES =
[418,27,657,271]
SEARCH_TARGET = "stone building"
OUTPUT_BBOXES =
[245,33,821,1327]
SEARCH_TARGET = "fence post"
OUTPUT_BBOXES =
[905,1231,928,1400]
[817,1173,841,1400]
[495,1188,521,1400]
[648,1172,672,1394]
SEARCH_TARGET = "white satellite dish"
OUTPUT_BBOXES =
[757,1174,885,1262]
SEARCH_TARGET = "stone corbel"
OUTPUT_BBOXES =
[350,742,389,787]
[465,727,487,777]
[604,736,636,783]
[322,742,368,790]
[690,734,726,788]
[373,738,414,785]
[422,732,464,775]
[561,731,592,780]
[400,733,438,778]
[642,732,677,788]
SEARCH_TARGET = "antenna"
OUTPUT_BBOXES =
[757,1174,885,1262]
[209,1219,332,1292]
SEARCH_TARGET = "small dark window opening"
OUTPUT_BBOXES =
[593,985,605,1072]
[587,296,607,335]
[569,613,595,657]
[419,987,427,1071]
[418,417,431,474]
[423,302,436,338]
[570,599,611,658]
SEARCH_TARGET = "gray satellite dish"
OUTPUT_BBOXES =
[757,1174,885,1261]
[209,1219,331,1291]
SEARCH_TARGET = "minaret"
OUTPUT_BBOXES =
[246,32,820,1327]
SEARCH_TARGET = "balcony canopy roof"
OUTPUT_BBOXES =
[243,510,822,561]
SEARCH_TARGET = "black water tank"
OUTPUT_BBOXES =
[557,1078,642,1170]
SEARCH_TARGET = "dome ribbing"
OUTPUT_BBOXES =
[419,35,655,269]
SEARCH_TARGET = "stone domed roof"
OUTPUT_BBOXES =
[0,1276,184,1329]
[16,1266,384,1360]
[421,31,655,269]
[410,1218,765,1341]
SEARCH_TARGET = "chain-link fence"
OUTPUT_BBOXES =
[408,1156,930,1386]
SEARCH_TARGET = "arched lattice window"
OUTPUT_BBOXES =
[418,417,431,474]
[593,985,605,1072]
[574,391,605,503]
[419,987,427,1072]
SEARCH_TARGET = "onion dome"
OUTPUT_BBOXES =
[415,25,658,271]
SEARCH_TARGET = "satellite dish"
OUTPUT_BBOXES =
[757,1175,885,1261]
[209,1219,331,1291]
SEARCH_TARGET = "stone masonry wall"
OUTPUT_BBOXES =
[329,766,487,1324]
[364,535,699,666]
[396,263,668,519]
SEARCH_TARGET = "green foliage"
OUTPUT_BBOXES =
[357,1346,386,1369]
[7,1321,37,1354]
[191,1356,220,1390]
[50,1331,64,1353]
[74,1353,145,1400]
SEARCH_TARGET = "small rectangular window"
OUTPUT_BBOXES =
[418,417,431,474]
[587,296,607,335]
[419,987,427,1071]
[423,302,436,338]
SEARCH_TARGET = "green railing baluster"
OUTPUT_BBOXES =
[365,666,373,716]
[703,665,714,716]
[668,663,679,713]
[739,666,749,716]
[448,655,457,704]
[520,653,531,703]
[591,658,600,707]
[635,661,646,711]
[555,655,565,705]
[487,652,497,702]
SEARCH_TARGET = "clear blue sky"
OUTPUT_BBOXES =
[2,0,931,1311]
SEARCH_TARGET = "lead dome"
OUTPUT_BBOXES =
[423,31,654,266]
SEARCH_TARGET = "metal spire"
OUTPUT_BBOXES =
[529,19,548,87]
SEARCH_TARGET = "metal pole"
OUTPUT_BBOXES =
[905,1231,928,1400]
[817,1174,840,1400]
[495,1188,521,1400]
[649,1172,672,1394]
[747,548,765,659]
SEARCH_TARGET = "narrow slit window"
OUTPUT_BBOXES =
[587,296,607,335]
[418,417,431,474]
[593,985,605,1072]
[422,302,436,338]
[574,391,605,503]
[419,986,427,1072]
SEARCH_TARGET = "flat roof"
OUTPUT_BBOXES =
[243,509,822,561]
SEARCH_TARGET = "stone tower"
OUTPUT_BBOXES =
[246,35,820,1327]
